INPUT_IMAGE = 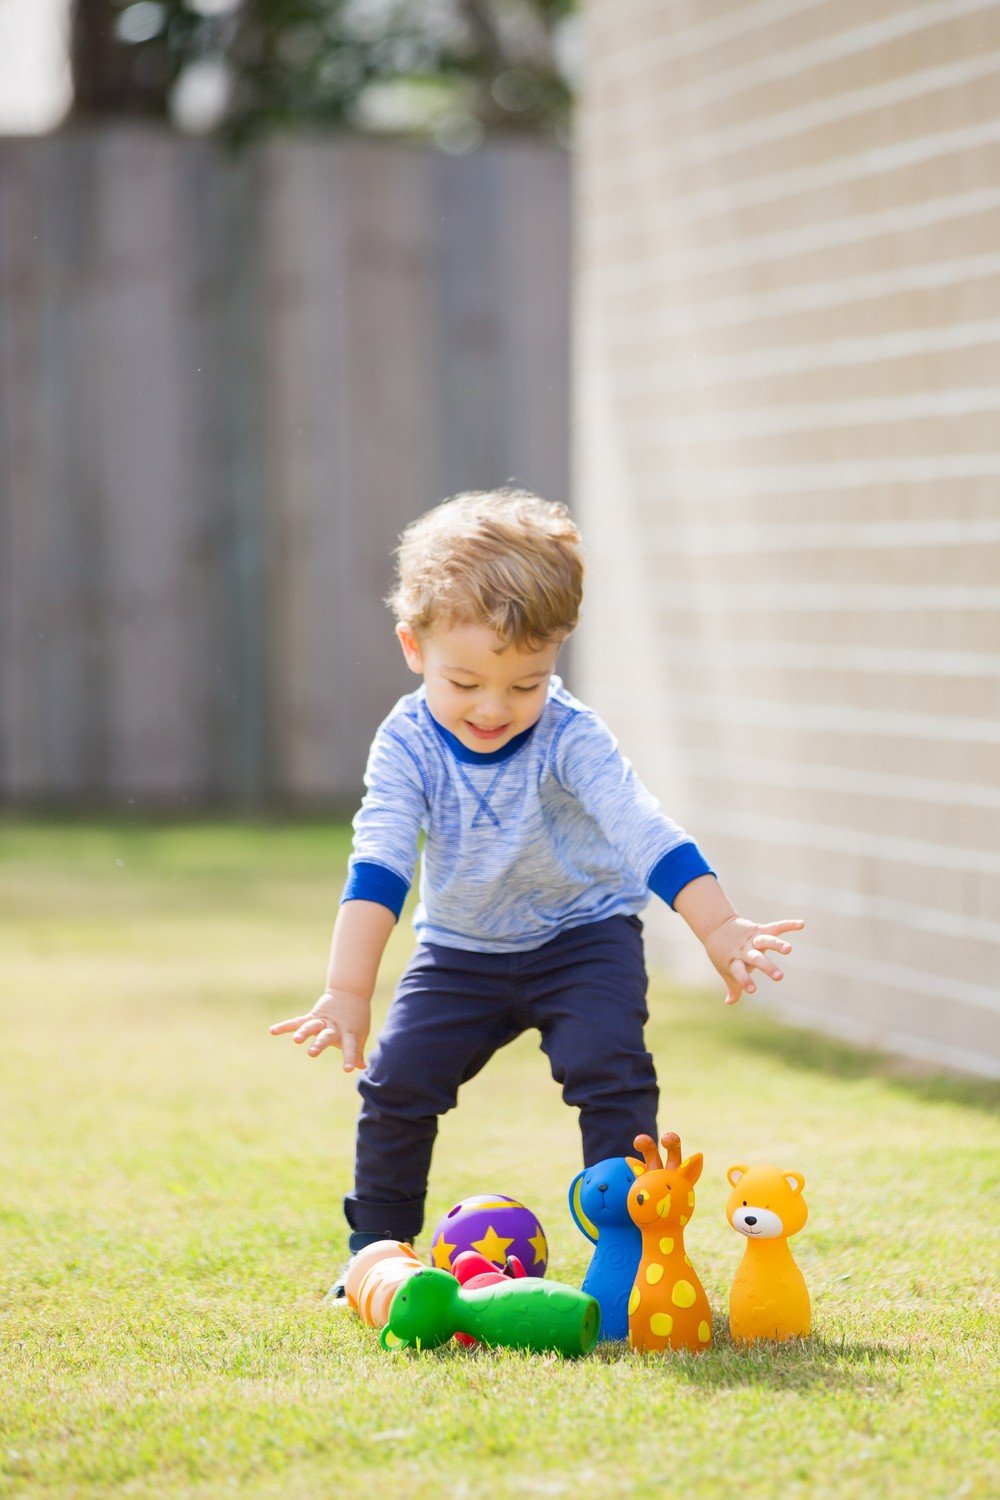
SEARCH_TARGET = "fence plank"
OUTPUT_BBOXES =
[0,129,571,806]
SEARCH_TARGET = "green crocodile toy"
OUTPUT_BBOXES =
[380,1267,600,1357]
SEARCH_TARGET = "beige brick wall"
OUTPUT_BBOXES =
[575,0,1000,1076]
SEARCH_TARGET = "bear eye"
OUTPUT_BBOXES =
[742,1200,747,1207]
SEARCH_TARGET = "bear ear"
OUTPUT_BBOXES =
[727,1165,748,1186]
[626,1156,644,1178]
[784,1171,805,1194]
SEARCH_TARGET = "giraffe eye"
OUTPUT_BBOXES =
[637,1191,647,1205]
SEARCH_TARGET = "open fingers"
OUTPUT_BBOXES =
[292,1017,327,1045]
[340,1033,367,1073]
[728,957,756,997]
[759,919,805,936]
[752,934,793,955]
[269,1014,312,1036]
[308,1024,339,1057]
[745,947,783,982]
[271,1008,367,1068]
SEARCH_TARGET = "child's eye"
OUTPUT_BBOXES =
[513,685,540,693]
[448,682,477,691]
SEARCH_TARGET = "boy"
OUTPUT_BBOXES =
[271,490,803,1282]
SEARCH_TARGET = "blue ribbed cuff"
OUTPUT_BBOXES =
[648,842,715,908]
[340,860,410,919]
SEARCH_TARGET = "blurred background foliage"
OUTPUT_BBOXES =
[70,0,577,143]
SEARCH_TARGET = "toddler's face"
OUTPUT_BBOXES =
[397,620,560,754]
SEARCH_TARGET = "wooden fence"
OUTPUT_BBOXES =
[0,127,570,806]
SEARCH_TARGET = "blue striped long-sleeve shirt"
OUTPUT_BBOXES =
[341,677,714,953]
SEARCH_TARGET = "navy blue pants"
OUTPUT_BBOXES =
[343,913,658,1248]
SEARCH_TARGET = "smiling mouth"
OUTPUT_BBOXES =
[466,722,509,739]
[738,1226,762,1236]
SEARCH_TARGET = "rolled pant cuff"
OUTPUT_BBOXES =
[344,1193,425,1244]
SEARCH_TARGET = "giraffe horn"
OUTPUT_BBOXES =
[661,1132,682,1170]
[633,1134,663,1171]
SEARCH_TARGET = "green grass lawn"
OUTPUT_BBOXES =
[1,819,997,1499]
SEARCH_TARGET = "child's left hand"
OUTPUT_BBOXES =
[704,917,805,1005]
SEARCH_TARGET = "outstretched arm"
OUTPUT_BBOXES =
[269,899,396,1070]
[673,874,804,1006]
[270,714,426,1069]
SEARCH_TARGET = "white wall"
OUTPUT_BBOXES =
[0,0,72,133]
[575,0,1000,1077]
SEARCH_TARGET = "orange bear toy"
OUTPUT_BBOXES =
[726,1164,810,1343]
[626,1132,712,1353]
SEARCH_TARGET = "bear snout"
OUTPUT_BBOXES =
[732,1205,784,1239]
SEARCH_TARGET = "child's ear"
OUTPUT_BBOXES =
[396,623,424,674]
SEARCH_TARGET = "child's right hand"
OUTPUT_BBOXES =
[269,988,371,1072]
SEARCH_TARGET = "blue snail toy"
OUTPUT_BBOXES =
[568,1154,644,1342]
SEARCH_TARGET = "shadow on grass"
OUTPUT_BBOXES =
[723,1013,1000,1115]
[591,1331,911,1391]
[403,1331,913,1394]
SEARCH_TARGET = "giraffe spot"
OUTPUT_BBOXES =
[645,1263,664,1286]
[671,1280,696,1308]
[687,1192,695,1207]
[658,1236,674,1256]
[649,1312,673,1338]
[698,1320,711,1343]
[628,1286,640,1315]
[680,1215,689,1227]
[684,1254,692,1267]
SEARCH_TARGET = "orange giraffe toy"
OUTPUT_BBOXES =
[626,1132,713,1353]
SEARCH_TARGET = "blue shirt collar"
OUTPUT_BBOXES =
[426,708,540,765]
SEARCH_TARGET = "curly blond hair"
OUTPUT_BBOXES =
[387,489,584,649]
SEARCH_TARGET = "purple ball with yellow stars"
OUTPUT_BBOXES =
[430,1195,548,1278]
